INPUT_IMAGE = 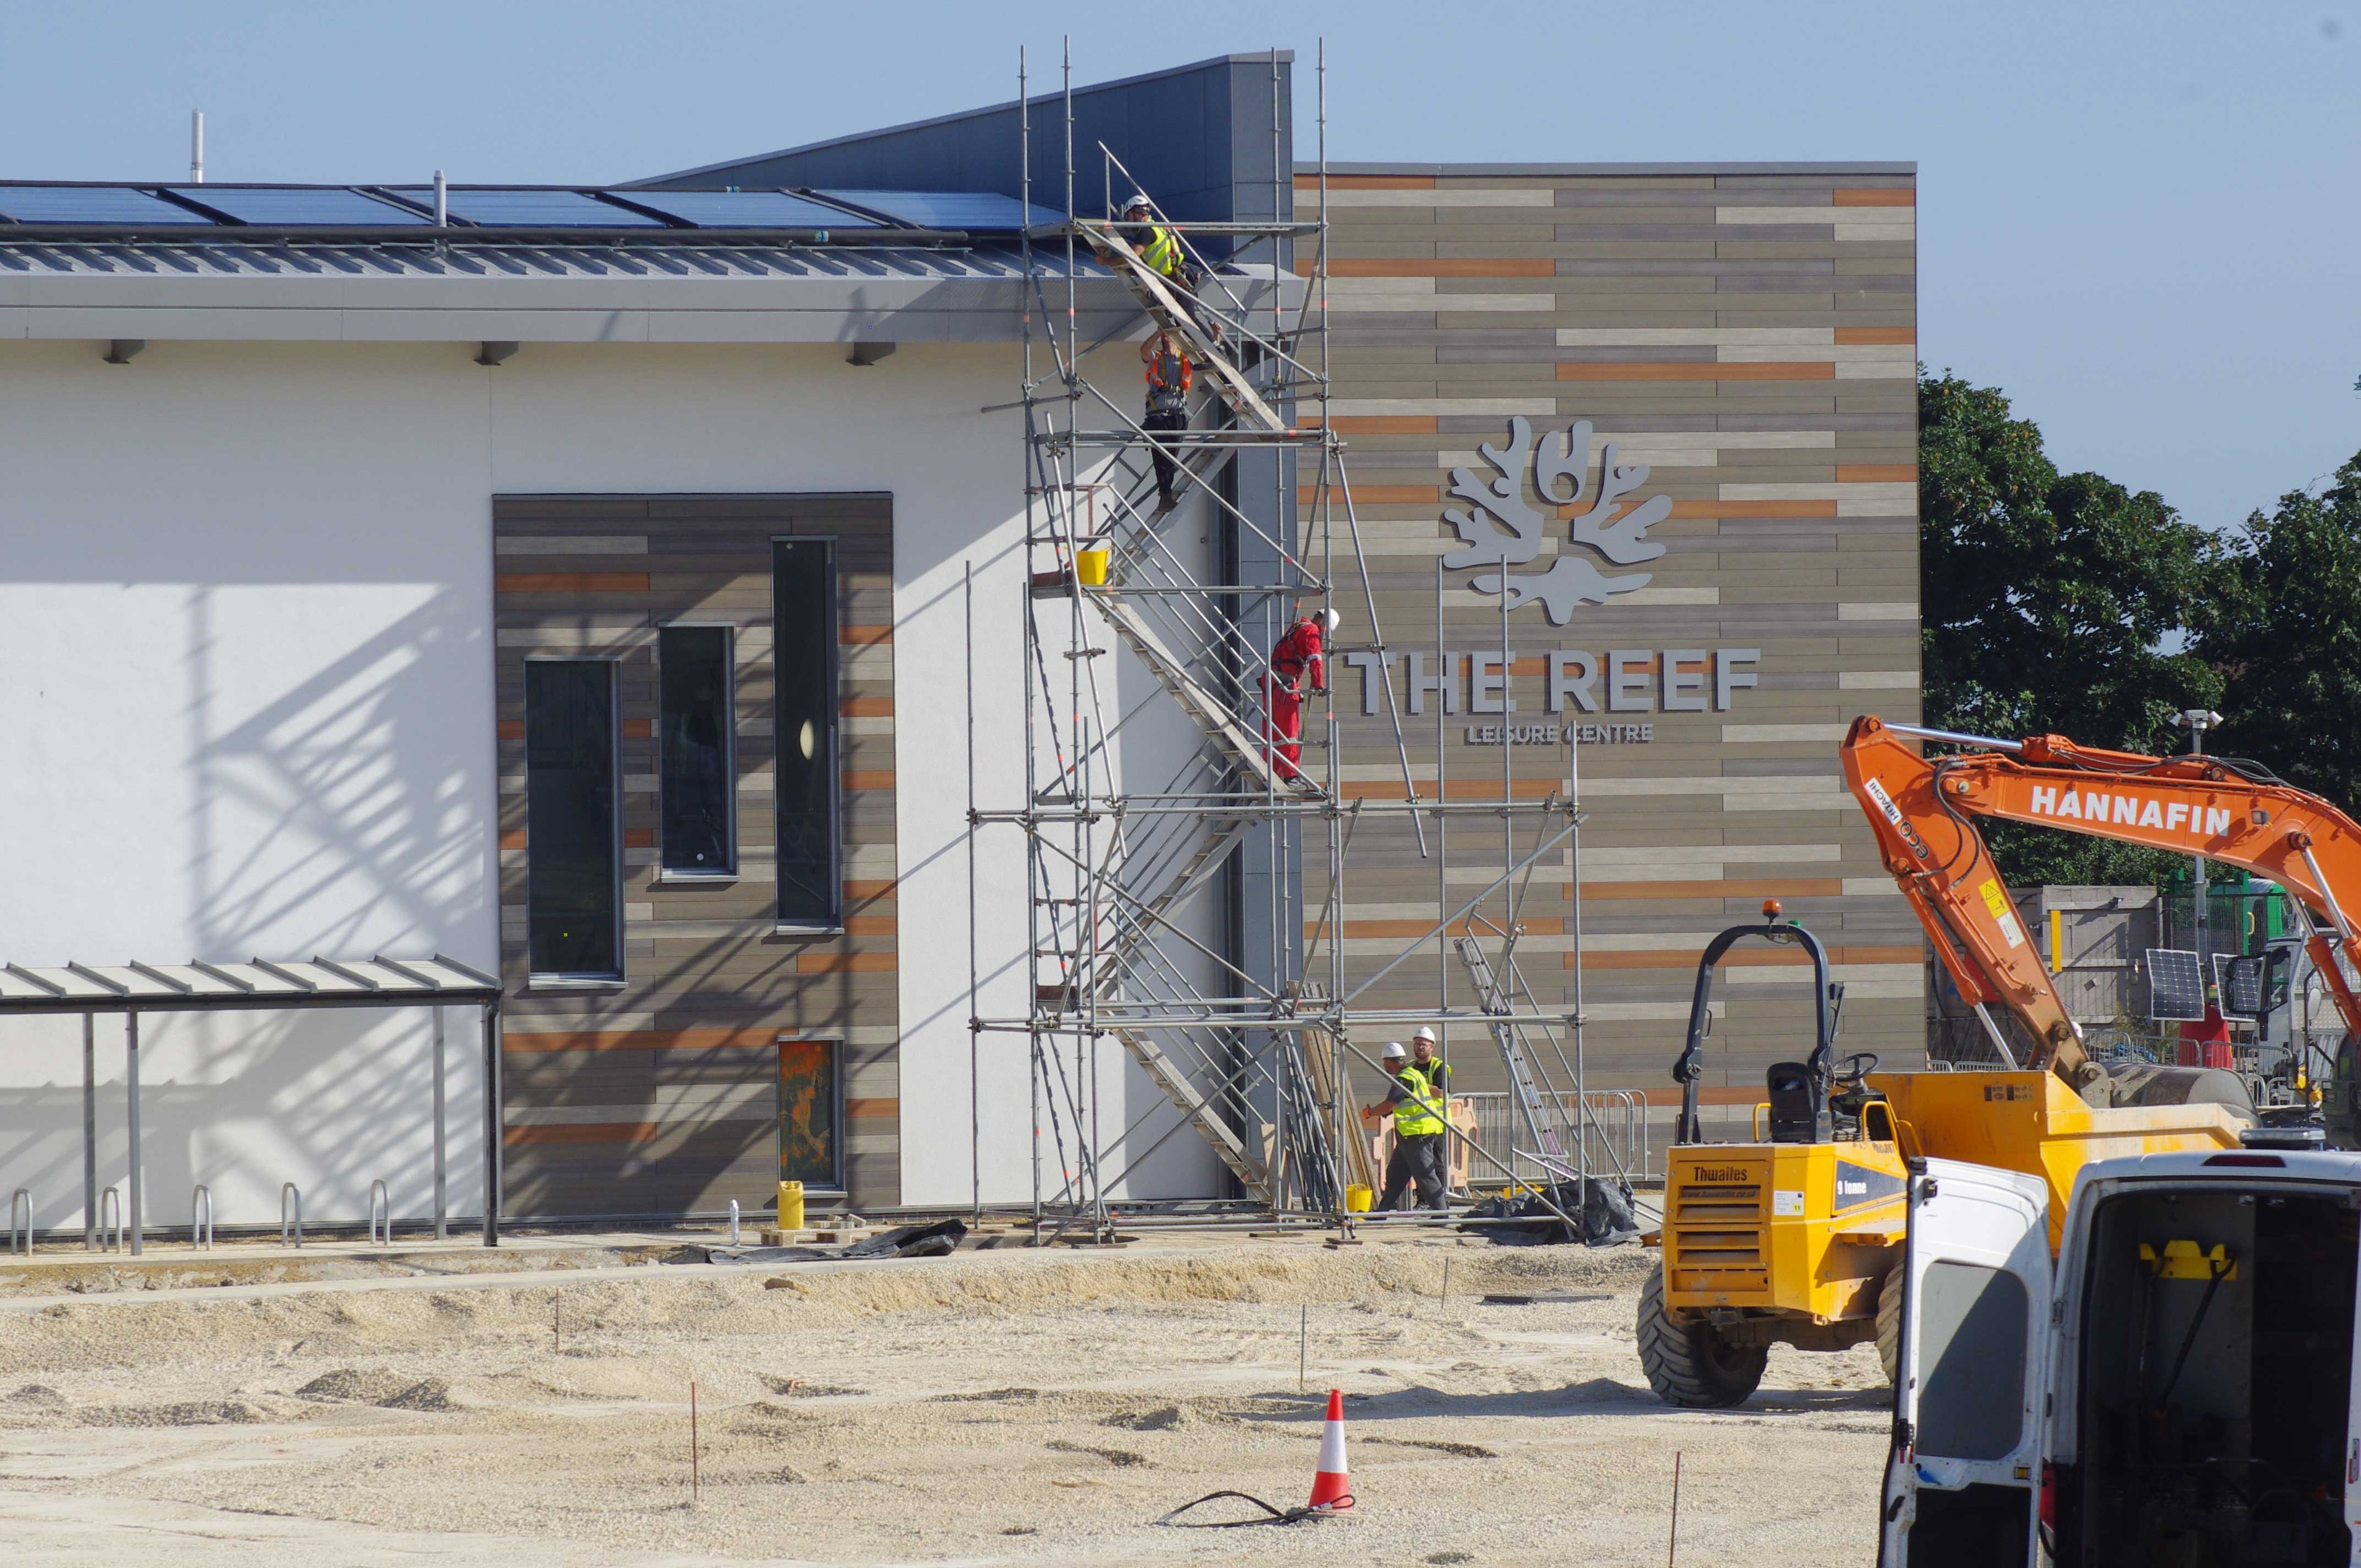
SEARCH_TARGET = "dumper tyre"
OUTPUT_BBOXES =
[1875,1261,1902,1386]
[1636,1263,1767,1409]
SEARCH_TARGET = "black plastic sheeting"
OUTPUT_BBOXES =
[678,1217,970,1266]
[1461,1178,1641,1247]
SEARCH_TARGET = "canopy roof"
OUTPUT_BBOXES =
[0,955,500,1015]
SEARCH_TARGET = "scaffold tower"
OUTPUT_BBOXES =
[967,44,1626,1241]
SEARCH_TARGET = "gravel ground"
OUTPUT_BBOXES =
[0,1234,1891,1566]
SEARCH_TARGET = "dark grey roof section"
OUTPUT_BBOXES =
[0,955,500,1015]
[633,52,1294,233]
[1296,161,1917,176]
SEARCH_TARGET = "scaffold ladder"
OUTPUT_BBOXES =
[1453,934,1580,1182]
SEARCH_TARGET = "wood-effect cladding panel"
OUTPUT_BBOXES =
[1297,168,1923,1107]
[493,494,898,1220]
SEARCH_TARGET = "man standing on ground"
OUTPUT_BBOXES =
[1408,1025,1456,1194]
[1140,330,1191,514]
[1363,1040,1449,1212]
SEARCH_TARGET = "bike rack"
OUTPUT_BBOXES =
[367,1180,390,1246]
[190,1185,213,1250]
[280,1182,303,1248]
[97,1187,123,1253]
[7,1189,29,1257]
[728,1198,741,1248]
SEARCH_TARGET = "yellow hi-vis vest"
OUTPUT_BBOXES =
[1140,223,1183,279]
[1392,1065,1446,1137]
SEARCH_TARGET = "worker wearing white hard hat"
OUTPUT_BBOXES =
[1121,191,1182,282]
[1261,602,1335,791]
[1361,1039,1450,1212]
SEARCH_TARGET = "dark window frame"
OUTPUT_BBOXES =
[655,622,739,880]
[522,655,625,985]
[777,1034,846,1193]
[771,535,841,931]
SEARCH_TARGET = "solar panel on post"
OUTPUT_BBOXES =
[0,186,216,225]
[164,186,430,226]
[2212,953,2265,1019]
[2145,948,2207,1023]
[620,190,880,230]
[810,189,1056,231]
[381,189,666,227]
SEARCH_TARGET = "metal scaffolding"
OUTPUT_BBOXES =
[966,44,1626,1242]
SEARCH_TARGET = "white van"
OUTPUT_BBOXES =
[1879,1150,2361,1567]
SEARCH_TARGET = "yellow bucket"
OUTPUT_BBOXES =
[777,1180,805,1232]
[1345,1183,1373,1213]
[1076,547,1110,586]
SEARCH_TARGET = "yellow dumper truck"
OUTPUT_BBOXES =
[1639,903,2253,1408]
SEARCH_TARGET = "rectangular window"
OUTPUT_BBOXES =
[779,1039,841,1189]
[658,625,736,876]
[524,660,620,979]
[773,538,839,926]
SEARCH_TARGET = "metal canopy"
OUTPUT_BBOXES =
[7,954,506,1255]
[0,954,500,1015]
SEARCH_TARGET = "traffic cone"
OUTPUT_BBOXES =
[1308,1387,1353,1510]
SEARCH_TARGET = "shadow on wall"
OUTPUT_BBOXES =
[0,580,494,1231]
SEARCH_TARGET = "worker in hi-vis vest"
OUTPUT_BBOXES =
[1120,192,1216,343]
[1363,1040,1450,1211]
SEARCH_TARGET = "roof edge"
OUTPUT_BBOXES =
[632,52,1296,189]
[1294,161,1917,176]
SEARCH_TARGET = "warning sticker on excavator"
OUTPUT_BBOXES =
[1861,777,1931,861]
[1978,878,2027,948]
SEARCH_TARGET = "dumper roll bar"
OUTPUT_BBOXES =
[1670,900,1837,1145]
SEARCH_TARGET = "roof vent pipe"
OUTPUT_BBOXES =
[433,170,447,228]
[189,110,204,184]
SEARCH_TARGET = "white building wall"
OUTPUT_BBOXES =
[0,334,1221,1233]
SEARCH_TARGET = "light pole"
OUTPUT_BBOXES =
[2171,709,2226,969]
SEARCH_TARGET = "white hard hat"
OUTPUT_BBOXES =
[1124,191,1154,212]
[1412,1026,1438,1046]
[1381,1041,1408,1060]
[1321,607,1342,635]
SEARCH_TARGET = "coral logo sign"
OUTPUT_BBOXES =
[1443,416,1667,624]
[2027,785,2232,840]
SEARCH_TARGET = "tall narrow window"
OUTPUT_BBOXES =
[524,660,620,978]
[658,625,735,876]
[773,538,838,926]
[778,1038,841,1189]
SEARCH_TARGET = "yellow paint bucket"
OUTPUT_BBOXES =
[777,1180,805,1231]
[1076,547,1110,586]
[1345,1183,1373,1213]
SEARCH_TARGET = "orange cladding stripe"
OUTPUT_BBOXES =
[1577,878,1846,903]
[1336,777,1565,802]
[503,1026,790,1054]
[506,1123,660,1145]
[1324,416,1437,434]
[1665,499,1838,519]
[798,953,897,973]
[840,624,893,646]
[1835,326,1915,345]
[498,830,526,849]
[842,770,894,791]
[1299,485,1440,504]
[1580,944,1921,971]
[1835,464,1917,483]
[1832,187,1914,206]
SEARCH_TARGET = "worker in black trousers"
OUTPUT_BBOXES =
[1140,329,1192,513]
[1363,1040,1451,1211]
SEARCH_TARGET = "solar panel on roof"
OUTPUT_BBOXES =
[382,188,665,227]
[813,189,1056,231]
[621,190,879,230]
[0,186,216,225]
[2146,948,2207,1022]
[166,186,429,226]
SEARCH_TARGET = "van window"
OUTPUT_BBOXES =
[1918,1260,2027,1459]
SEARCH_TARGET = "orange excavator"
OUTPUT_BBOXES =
[1840,714,2361,1133]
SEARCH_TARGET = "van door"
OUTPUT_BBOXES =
[1877,1157,2050,1568]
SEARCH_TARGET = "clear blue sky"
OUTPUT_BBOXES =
[4,1,2354,531]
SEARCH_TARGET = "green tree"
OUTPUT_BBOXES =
[2193,453,2361,812]
[1917,371,2221,885]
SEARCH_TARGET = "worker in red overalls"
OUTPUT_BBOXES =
[1261,605,1337,787]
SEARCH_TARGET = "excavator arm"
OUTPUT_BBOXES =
[1840,714,2361,1087]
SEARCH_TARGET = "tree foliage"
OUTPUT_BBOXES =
[1917,372,2221,885]
[2193,454,2361,812]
